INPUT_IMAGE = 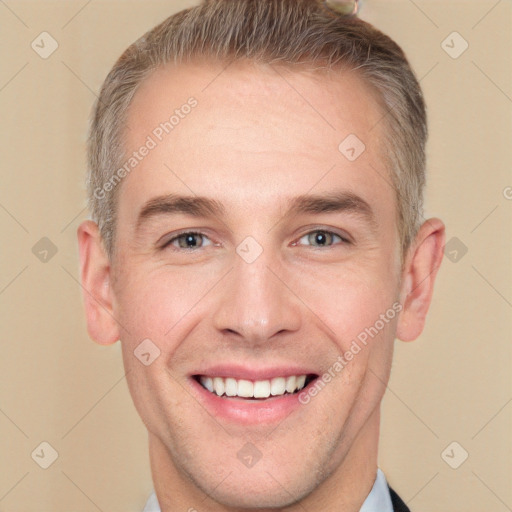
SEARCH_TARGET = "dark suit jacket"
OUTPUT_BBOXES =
[388,485,410,512]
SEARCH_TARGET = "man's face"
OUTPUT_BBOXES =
[110,61,403,507]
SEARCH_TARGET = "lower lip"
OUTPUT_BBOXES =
[189,377,313,425]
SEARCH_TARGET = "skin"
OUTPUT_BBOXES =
[78,60,445,512]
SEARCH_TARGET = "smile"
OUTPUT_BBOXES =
[196,374,315,399]
[189,366,320,424]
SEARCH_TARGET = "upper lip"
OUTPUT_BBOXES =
[191,364,318,381]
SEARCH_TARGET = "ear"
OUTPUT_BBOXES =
[396,217,445,342]
[77,220,120,345]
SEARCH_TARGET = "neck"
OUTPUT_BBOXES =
[149,407,380,512]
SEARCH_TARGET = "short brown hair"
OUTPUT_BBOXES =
[86,0,427,261]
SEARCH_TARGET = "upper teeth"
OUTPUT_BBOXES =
[199,375,308,398]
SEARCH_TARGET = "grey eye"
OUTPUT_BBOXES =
[165,232,212,250]
[299,230,344,247]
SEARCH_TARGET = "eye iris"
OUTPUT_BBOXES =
[310,231,332,246]
[178,233,201,248]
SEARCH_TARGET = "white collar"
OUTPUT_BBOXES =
[142,489,160,512]
[360,468,394,512]
[143,468,393,512]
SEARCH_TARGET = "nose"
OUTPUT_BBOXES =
[211,248,302,345]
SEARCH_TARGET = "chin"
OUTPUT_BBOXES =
[190,470,315,509]
[176,440,331,510]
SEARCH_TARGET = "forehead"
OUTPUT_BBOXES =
[120,59,393,221]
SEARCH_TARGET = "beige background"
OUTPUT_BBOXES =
[1,1,511,510]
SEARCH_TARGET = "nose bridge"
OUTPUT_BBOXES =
[212,243,301,342]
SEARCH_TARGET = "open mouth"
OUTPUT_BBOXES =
[193,374,318,400]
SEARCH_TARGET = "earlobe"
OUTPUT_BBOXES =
[77,220,120,345]
[396,218,446,342]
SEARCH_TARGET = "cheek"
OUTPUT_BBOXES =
[113,264,220,346]
[291,260,399,348]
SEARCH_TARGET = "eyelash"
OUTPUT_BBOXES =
[161,229,351,251]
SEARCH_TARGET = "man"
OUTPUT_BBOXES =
[77,0,445,510]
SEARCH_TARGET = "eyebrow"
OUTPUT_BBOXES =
[136,191,378,232]
[136,194,225,230]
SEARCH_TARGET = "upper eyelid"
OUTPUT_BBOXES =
[163,230,211,247]
[298,230,349,244]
